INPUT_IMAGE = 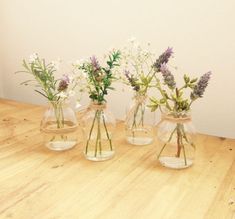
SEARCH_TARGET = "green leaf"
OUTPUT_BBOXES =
[190,78,198,83]
[184,74,190,84]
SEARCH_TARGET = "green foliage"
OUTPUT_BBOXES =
[148,73,199,115]
[17,55,60,101]
[79,50,121,104]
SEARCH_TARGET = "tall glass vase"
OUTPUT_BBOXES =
[125,95,155,145]
[82,102,116,161]
[157,110,196,169]
[40,100,78,151]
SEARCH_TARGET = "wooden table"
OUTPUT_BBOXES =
[0,99,235,219]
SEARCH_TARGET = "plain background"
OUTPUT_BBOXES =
[0,0,235,138]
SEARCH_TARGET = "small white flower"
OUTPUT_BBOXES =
[51,61,60,70]
[80,71,88,79]
[68,90,75,97]
[29,53,38,63]
[57,91,67,99]
[68,75,74,82]
[74,59,85,67]
[127,37,136,43]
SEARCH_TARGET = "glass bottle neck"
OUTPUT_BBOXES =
[89,101,107,110]
[134,94,147,104]
[48,100,68,108]
[161,110,192,123]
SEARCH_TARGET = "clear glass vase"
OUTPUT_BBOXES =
[40,101,78,151]
[157,110,196,169]
[125,95,155,145]
[82,102,116,161]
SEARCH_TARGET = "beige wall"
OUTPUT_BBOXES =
[0,2,3,98]
[1,0,235,138]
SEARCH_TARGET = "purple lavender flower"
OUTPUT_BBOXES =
[58,75,70,92]
[190,71,211,100]
[160,63,176,89]
[125,70,140,92]
[90,56,100,71]
[154,47,173,72]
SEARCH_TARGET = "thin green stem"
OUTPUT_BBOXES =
[154,76,172,111]
[102,113,113,151]
[94,131,99,157]
[157,126,177,159]
[131,103,141,138]
[176,124,181,157]
[179,125,187,165]
[85,110,98,154]
[140,104,145,127]
[97,111,102,155]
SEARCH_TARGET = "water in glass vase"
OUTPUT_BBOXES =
[157,111,196,169]
[158,140,194,169]
[83,103,116,161]
[40,101,79,151]
[84,134,115,161]
[125,95,155,146]
[126,126,153,145]
[41,121,78,151]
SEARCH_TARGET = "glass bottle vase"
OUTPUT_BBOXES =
[40,101,78,151]
[157,111,196,169]
[82,102,116,161]
[125,95,155,145]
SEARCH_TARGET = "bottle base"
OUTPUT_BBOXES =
[159,156,193,169]
[84,150,115,161]
[126,136,153,145]
[45,140,77,151]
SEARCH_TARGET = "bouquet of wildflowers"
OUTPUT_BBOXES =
[120,39,173,95]
[149,49,212,166]
[76,50,121,104]
[119,39,174,142]
[74,50,121,159]
[17,53,77,128]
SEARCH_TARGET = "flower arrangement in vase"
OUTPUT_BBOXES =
[17,53,79,151]
[119,38,173,145]
[74,50,121,161]
[148,49,212,169]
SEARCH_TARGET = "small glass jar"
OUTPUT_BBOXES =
[40,100,78,151]
[82,102,116,161]
[157,110,196,169]
[125,94,155,145]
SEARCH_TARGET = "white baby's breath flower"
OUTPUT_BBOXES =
[68,75,74,82]
[127,37,136,43]
[51,61,60,70]
[74,59,85,67]
[80,71,88,79]
[57,91,67,99]
[29,53,38,63]
[68,90,75,97]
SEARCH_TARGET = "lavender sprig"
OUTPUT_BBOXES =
[125,70,140,92]
[190,71,211,100]
[160,63,176,90]
[90,56,100,71]
[153,47,173,72]
[58,75,70,92]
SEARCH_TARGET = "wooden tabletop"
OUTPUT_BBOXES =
[0,98,235,219]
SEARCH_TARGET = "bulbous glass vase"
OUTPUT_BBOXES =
[157,110,196,169]
[82,102,116,161]
[40,101,78,151]
[125,95,155,145]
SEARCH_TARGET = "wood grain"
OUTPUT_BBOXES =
[0,98,234,219]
